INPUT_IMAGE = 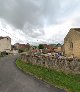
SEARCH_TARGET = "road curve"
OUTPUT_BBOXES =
[0,55,66,92]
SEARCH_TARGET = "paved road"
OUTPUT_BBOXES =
[0,55,66,92]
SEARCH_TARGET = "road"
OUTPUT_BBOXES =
[0,55,66,92]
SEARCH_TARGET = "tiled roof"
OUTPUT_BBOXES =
[0,37,4,40]
[70,28,80,31]
[0,36,10,40]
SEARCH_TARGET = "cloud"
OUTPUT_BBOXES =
[0,0,61,29]
[0,0,80,44]
[0,0,61,39]
[0,0,80,28]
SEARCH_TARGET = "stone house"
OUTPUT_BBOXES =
[64,28,80,58]
[14,43,31,51]
[42,44,56,50]
[0,36,11,52]
[54,46,62,52]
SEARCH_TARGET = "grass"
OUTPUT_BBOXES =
[0,54,3,57]
[16,59,80,92]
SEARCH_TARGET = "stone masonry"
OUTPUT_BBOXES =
[20,54,80,74]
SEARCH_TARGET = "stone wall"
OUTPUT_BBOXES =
[20,54,80,74]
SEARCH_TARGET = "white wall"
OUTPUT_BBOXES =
[0,37,11,52]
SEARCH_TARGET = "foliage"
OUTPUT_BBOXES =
[33,46,37,49]
[18,48,30,53]
[56,43,62,47]
[18,49,24,53]
[16,60,80,92]
[0,54,3,57]
[1,51,8,56]
[38,44,44,49]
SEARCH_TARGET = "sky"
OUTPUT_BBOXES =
[0,0,80,45]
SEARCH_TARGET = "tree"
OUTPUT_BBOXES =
[18,49,24,53]
[38,44,44,49]
[56,43,62,47]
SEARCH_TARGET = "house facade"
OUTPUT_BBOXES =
[14,43,31,50]
[64,28,80,58]
[0,36,11,52]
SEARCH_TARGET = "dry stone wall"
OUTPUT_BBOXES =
[20,54,80,74]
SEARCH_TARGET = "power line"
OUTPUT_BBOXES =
[0,28,25,43]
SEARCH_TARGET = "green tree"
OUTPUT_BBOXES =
[38,44,44,49]
[56,43,62,47]
[18,49,24,53]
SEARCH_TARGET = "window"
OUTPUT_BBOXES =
[70,42,73,48]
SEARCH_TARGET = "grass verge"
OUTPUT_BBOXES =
[16,59,80,92]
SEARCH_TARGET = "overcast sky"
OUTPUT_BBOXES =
[0,0,80,45]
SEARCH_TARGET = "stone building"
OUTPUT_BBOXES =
[64,28,80,58]
[14,43,31,50]
[0,36,11,52]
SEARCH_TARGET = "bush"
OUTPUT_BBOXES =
[1,51,8,56]
[38,44,44,49]
[18,49,24,53]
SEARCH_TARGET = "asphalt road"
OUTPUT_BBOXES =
[0,55,66,92]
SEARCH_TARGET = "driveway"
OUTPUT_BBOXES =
[0,55,66,92]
